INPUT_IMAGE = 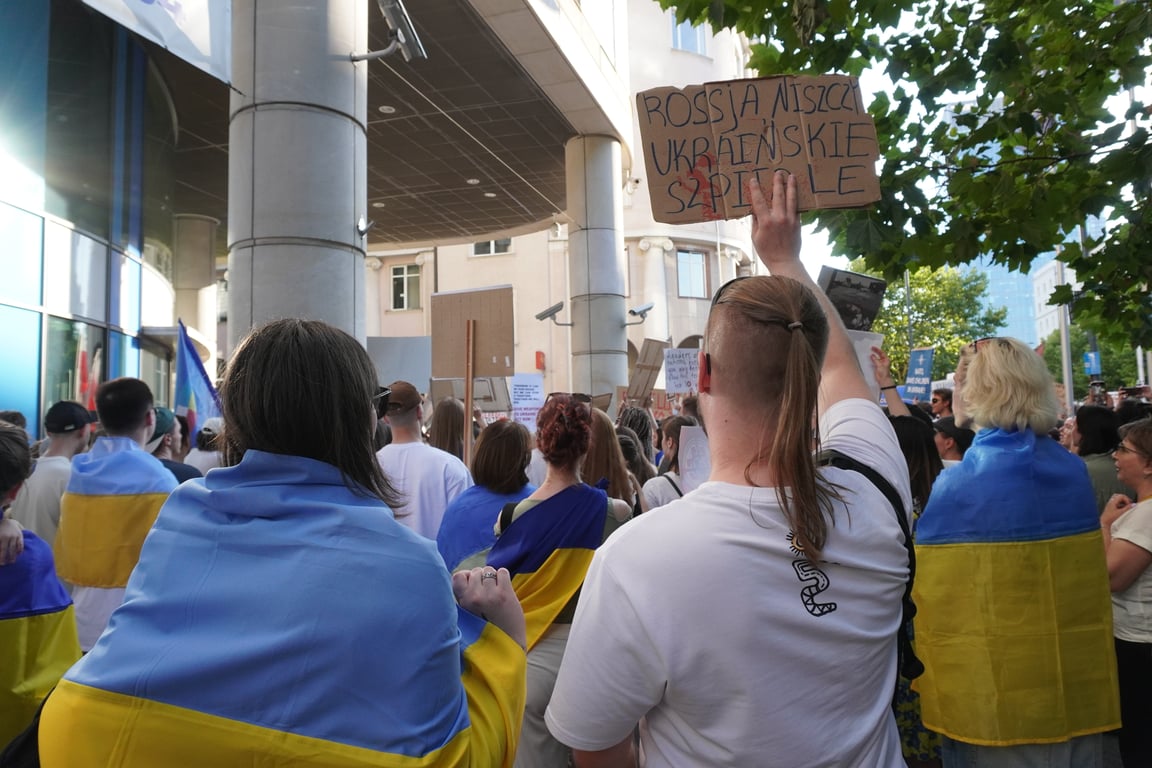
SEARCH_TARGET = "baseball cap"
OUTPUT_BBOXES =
[145,407,177,453]
[200,417,224,436]
[385,380,421,413]
[934,416,975,453]
[44,401,97,434]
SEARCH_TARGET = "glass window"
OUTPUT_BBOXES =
[0,202,44,307]
[140,344,171,407]
[391,264,421,310]
[43,221,108,322]
[107,330,140,382]
[44,316,105,413]
[677,250,708,298]
[0,305,43,438]
[671,16,708,54]
[119,252,141,331]
[473,239,512,256]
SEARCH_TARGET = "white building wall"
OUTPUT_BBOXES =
[1031,259,1078,344]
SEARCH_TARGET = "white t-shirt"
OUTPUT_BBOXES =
[9,455,72,546]
[642,471,684,512]
[545,398,912,768]
[376,441,473,539]
[1110,497,1152,642]
[185,448,222,474]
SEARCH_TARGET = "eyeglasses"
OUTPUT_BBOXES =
[968,337,1007,354]
[930,398,940,404]
[1114,443,1147,459]
[547,392,592,404]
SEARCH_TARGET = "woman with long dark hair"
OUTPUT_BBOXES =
[641,414,696,511]
[39,319,527,767]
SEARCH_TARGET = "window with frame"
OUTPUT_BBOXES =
[676,250,708,298]
[670,15,708,55]
[391,264,421,310]
[473,238,512,256]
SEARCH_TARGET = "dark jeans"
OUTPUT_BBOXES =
[1115,637,1152,767]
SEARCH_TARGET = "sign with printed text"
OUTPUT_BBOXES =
[663,348,699,395]
[510,373,545,429]
[636,75,881,224]
[904,347,935,400]
[82,0,231,83]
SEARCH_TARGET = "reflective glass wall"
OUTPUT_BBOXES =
[0,0,177,438]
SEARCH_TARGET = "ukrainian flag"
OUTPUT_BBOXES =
[0,531,80,745]
[487,483,608,651]
[38,451,525,767]
[55,437,176,587]
[913,428,1120,746]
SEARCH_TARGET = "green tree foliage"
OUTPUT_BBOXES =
[660,0,1152,345]
[1041,327,1140,401]
[848,258,1006,380]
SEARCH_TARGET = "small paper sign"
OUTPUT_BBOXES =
[663,348,700,395]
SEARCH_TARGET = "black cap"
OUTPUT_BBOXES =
[44,401,97,434]
[934,416,975,453]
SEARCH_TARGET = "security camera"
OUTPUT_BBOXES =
[377,0,427,62]
[535,302,565,322]
[628,302,655,318]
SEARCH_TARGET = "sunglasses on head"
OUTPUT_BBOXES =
[372,387,391,411]
[710,276,750,308]
[547,392,592,404]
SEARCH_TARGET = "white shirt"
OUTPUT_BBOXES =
[9,455,72,546]
[1111,498,1152,642]
[376,442,473,539]
[184,448,221,474]
[545,399,911,767]
[641,471,684,512]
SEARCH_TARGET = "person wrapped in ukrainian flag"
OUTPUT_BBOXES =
[913,337,1120,766]
[38,319,527,767]
[0,421,81,746]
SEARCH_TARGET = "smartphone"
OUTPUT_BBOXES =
[1090,381,1106,394]
[1122,386,1145,396]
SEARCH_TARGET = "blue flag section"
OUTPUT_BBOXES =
[174,320,220,442]
[903,347,935,400]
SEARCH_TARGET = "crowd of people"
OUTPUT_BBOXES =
[0,170,1150,767]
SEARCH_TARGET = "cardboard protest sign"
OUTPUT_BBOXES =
[636,75,881,224]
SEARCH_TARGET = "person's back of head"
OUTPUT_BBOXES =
[0,420,32,503]
[535,395,591,471]
[616,407,655,462]
[221,319,398,505]
[954,337,1059,434]
[706,275,831,557]
[95,378,154,438]
[615,425,654,486]
[1116,398,1152,426]
[195,417,224,452]
[471,419,532,494]
[383,380,423,438]
[585,408,632,500]
[42,400,96,457]
[0,411,27,431]
[680,395,700,423]
[889,415,943,513]
[427,397,465,460]
[660,415,698,473]
[1074,404,1121,456]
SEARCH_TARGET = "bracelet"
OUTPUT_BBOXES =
[880,385,899,391]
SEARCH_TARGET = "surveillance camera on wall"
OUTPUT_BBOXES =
[535,302,565,322]
[628,302,655,318]
[377,0,427,62]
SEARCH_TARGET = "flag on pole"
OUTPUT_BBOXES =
[174,320,220,443]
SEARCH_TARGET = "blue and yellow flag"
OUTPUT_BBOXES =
[0,531,80,745]
[55,437,176,587]
[174,319,220,444]
[913,428,1120,746]
[487,483,607,651]
[39,450,525,767]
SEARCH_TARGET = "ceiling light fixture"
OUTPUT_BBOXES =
[483,192,497,198]
[466,178,481,185]
[377,105,397,114]
[371,201,386,208]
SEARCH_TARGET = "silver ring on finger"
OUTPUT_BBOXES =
[480,569,498,584]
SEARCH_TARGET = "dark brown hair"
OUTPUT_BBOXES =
[0,421,32,498]
[96,378,154,434]
[427,397,465,460]
[707,275,833,560]
[471,420,532,494]
[220,319,399,506]
[536,394,591,469]
[660,415,697,473]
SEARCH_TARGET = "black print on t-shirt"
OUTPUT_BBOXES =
[792,559,837,617]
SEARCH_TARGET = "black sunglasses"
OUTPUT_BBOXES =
[372,387,391,413]
[711,276,750,308]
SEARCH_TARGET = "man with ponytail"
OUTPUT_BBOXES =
[545,171,913,767]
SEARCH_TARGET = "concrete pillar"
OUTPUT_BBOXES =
[566,135,627,409]
[172,214,219,335]
[227,0,368,350]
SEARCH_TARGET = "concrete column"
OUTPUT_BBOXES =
[227,0,368,350]
[172,214,219,335]
[566,135,627,408]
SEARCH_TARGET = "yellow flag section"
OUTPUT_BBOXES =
[54,438,177,587]
[0,532,80,745]
[40,617,524,768]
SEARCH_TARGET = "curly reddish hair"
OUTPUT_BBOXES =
[535,394,591,469]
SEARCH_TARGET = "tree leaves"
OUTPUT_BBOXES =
[658,0,1152,345]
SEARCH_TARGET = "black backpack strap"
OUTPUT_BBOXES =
[818,450,924,681]
[664,475,683,498]
[497,502,518,536]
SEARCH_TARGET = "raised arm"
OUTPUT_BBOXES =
[869,346,910,417]
[748,173,874,414]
